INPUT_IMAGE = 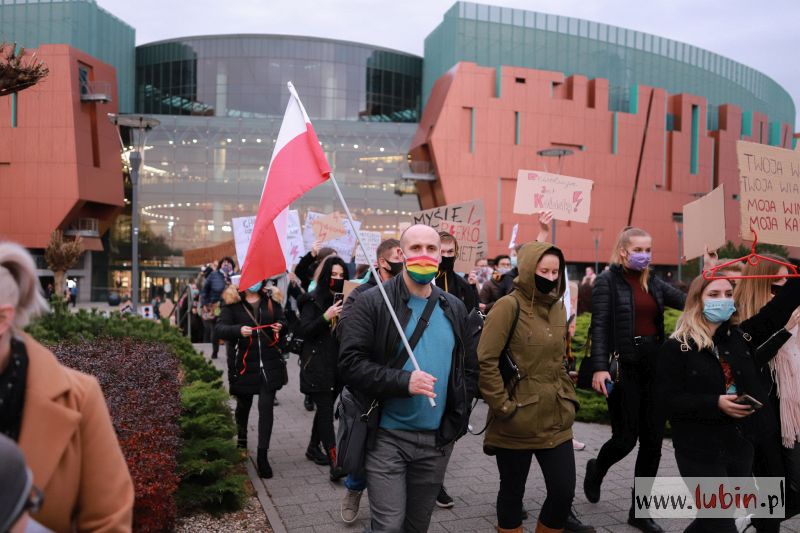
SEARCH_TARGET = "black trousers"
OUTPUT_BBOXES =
[596,342,664,484]
[750,431,787,533]
[202,318,220,357]
[310,391,336,451]
[675,438,753,533]
[234,381,276,450]
[495,440,575,529]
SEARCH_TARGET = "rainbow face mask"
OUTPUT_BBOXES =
[404,256,439,285]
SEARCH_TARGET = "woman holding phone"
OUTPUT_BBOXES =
[658,272,800,533]
[298,255,350,481]
[584,227,686,533]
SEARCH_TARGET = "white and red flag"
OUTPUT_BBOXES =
[239,83,331,289]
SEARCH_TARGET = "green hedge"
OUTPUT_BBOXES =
[27,299,245,514]
[571,309,681,425]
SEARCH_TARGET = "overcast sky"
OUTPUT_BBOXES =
[101,0,800,125]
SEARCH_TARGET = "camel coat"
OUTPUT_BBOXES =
[17,334,134,533]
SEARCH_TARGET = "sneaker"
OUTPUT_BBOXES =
[735,514,754,532]
[340,489,363,524]
[573,438,586,451]
[305,443,329,465]
[436,486,455,508]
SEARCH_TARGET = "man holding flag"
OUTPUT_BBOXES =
[338,225,479,532]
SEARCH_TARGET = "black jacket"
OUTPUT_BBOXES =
[589,265,686,371]
[297,289,339,394]
[216,291,287,395]
[338,275,481,448]
[294,251,317,292]
[435,270,479,312]
[658,277,800,459]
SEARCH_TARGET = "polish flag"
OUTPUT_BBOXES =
[239,83,331,289]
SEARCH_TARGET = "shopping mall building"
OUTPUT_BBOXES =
[0,0,796,301]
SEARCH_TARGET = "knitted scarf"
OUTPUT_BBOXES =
[769,325,800,448]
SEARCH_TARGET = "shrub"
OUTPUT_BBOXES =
[27,299,245,520]
[52,339,181,532]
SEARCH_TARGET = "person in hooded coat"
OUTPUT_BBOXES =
[216,281,286,479]
[478,241,581,533]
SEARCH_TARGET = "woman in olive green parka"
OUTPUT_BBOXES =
[478,241,579,533]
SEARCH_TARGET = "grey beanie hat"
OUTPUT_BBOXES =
[0,433,33,532]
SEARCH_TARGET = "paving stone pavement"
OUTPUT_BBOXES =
[197,344,800,532]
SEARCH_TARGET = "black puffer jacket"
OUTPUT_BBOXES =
[658,277,800,458]
[216,287,287,395]
[297,290,339,395]
[589,265,686,371]
[338,275,481,449]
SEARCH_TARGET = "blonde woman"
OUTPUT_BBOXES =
[0,242,134,532]
[732,255,800,532]
[658,273,800,533]
[584,227,685,533]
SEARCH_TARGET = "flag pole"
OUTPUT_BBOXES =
[328,173,436,408]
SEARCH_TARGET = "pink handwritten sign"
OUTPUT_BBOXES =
[513,170,594,223]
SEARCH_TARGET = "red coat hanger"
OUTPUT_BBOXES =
[702,229,800,281]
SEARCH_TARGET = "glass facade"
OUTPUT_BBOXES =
[136,35,422,122]
[0,0,136,112]
[124,116,419,266]
[424,1,795,128]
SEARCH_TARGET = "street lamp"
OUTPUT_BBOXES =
[672,212,684,283]
[590,227,604,274]
[108,113,161,312]
[536,148,574,245]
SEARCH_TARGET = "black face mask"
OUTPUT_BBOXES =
[330,278,345,293]
[534,274,558,294]
[439,256,456,273]
[384,260,404,277]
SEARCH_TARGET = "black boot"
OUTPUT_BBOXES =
[628,500,664,533]
[257,447,273,479]
[305,440,329,465]
[327,447,345,482]
[565,507,596,532]
[584,458,603,503]
[236,424,247,450]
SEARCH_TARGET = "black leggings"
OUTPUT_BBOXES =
[596,343,664,482]
[310,391,336,451]
[675,438,753,533]
[234,382,276,450]
[495,440,575,529]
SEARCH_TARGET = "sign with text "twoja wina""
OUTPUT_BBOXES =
[736,141,800,247]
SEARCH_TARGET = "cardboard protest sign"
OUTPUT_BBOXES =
[411,200,488,272]
[682,186,727,260]
[508,223,519,250]
[513,170,594,223]
[736,141,800,246]
[302,211,362,260]
[311,212,347,242]
[283,210,306,268]
[343,280,360,302]
[183,240,237,267]
[354,231,382,265]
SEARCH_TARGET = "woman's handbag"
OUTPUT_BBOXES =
[335,288,442,475]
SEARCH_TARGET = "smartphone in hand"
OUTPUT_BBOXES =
[333,292,344,306]
[604,379,614,396]
[734,394,763,410]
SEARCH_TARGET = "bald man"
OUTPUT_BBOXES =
[338,224,479,532]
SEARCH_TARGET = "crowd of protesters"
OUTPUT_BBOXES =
[0,210,798,533]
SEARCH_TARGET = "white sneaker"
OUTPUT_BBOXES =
[735,513,753,532]
[572,438,586,451]
[341,489,363,524]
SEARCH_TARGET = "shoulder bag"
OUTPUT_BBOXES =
[335,287,442,475]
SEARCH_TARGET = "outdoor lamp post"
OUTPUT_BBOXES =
[590,227,603,274]
[536,148,574,245]
[108,113,160,312]
[672,212,684,283]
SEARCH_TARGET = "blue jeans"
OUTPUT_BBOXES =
[345,472,367,491]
